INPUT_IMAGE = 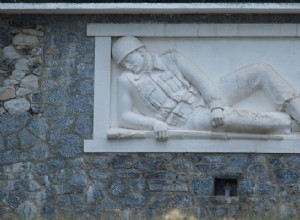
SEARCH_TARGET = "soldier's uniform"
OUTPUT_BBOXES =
[124,50,210,128]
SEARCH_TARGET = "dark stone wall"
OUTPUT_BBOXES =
[0,14,300,219]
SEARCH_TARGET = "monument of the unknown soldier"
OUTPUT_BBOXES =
[1,2,300,219]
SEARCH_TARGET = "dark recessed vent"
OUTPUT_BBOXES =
[214,178,237,196]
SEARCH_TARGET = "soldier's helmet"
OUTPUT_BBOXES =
[112,36,145,65]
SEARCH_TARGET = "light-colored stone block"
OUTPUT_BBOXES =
[15,58,29,71]
[20,74,39,91]
[4,98,30,115]
[4,79,18,86]
[16,88,32,97]
[11,69,27,81]
[12,33,39,47]
[0,86,15,101]
[3,46,22,59]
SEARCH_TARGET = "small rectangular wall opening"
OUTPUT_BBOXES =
[214,178,238,196]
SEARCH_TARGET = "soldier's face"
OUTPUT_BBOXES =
[121,49,145,74]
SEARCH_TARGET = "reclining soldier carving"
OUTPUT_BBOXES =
[111,36,300,140]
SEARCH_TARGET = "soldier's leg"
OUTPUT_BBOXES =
[217,63,299,110]
[184,106,291,134]
[215,107,292,134]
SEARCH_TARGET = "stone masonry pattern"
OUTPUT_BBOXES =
[0,14,300,219]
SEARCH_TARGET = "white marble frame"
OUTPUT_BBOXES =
[84,23,300,153]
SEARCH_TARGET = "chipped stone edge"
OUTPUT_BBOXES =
[2,3,300,14]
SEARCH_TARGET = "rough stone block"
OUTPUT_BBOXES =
[15,58,29,71]
[31,104,43,113]
[20,74,39,91]
[11,69,26,81]
[29,143,51,161]
[109,180,127,196]
[4,98,30,115]
[68,174,88,187]
[13,33,39,47]
[3,46,21,59]
[257,183,276,195]
[16,88,32,97]
[0,59,13,71]
[75,115,92,139]
[0,107,6,116]
[22,28,44,37]
[30,92,42,103]
[148,180,188,192]
[172,194,192,208]
[0,113,21,135]
[0,86,15,101]
[248,164,270,180]
[149,193,169,208]
[3,162,33,173]
[89,170,112,180]
[209,206,228,218]
[238,180,255,195]
[65,96,93,113]
[116,171,140,179]
[275,168,299,183]
[58,134,82,158]
[121,193,146,208]
[190,178,214,195]
[0,30,11,47]
[4,79,18,86]
[28,118,49,139]
[112,157,133,169]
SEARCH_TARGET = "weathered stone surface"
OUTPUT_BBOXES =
[257,183,276,195]
[28,118,49,139]
[16,88,32,97]
[112,157,133,169]
[190,178,214,195]
[13,33,39,47]
[65,96,93,113]
[20,74,39,91]
[58,134,82,158]
[29,143,51,161]
[0,59,13,71]
[0,135,4,150]
[75,115,92,139]
[15,58,29,71]
[7,134,19,148]
[0,30,11,47]
[4,98,30,115]
[3,46,21,59]
[248,164,270,180]
[149,180,188,192]
[121,193,146,208]
[3,162,33,173]
[0,86,15,101]
[68,174,88,187]
[11,69,26,81]
[0,113,21,134]
[0,150,22,165]
[4,79,18,86]
[209,206,228,218]
[22,28,44,37]
[0,107,6,116]
[275,168,299,183]
[109,180,127,196]
[238,180,255,195]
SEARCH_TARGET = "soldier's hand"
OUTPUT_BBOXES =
[211,108,224,127]
[153,121,169,141]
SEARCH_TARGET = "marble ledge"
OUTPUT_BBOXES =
[3,3,300,14]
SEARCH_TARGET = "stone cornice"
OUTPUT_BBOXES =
[1,3,300,14]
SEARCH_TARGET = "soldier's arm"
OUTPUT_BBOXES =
[118,74,169,139]
[172,51,224,126]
